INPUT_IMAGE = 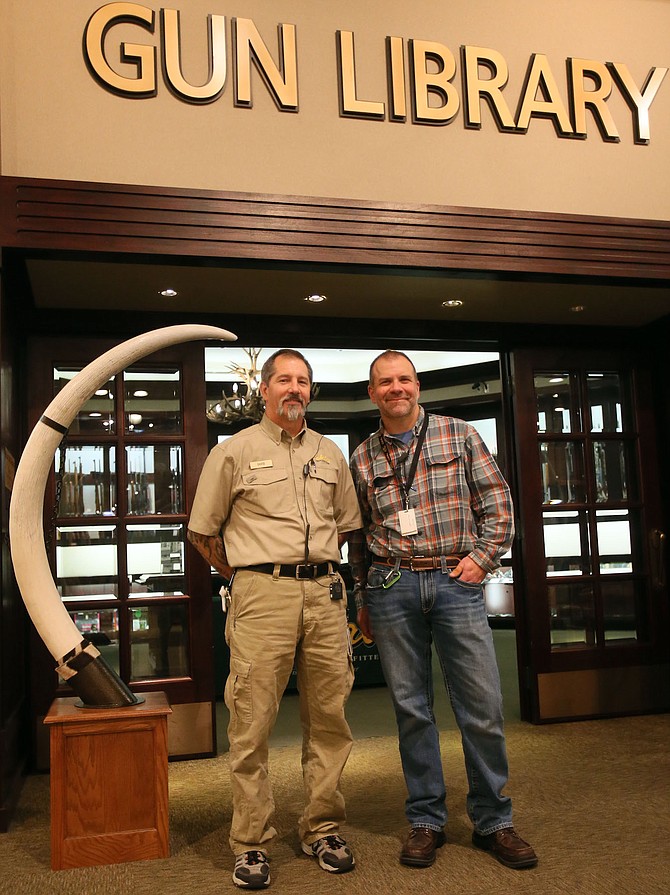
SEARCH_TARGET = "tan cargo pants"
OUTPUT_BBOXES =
[224,568,354,855]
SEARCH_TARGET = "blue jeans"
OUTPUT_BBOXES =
[366,563,513,835]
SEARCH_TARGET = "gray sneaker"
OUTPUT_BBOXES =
[301,835,355,873]
[232,850,271,888]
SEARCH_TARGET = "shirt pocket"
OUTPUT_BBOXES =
[241,467,290,516]
[308,464,338,506]
[424,447,466,499]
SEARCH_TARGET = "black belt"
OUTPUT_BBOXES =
[372,554,466,572]
[242,561,338,579]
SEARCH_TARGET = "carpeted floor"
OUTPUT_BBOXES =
[2,712,669,895]
[2,632,669,894]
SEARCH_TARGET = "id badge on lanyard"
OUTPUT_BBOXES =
[398,507,419,536]
[383,412,429,538]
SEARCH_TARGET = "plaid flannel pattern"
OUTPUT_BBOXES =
[349,407,514,609]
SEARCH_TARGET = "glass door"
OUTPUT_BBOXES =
[27,337,215,763]
[510,348,670,722]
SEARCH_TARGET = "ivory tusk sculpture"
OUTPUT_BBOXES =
[9,324,237,707]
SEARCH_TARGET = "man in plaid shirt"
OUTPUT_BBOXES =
[349,350,537,872]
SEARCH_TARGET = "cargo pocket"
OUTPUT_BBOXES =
[225,656,253,725]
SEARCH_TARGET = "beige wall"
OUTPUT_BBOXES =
[1,0,669,219]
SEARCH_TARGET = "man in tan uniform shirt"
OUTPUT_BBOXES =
[188,349,362,890]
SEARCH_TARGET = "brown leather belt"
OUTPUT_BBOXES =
[372,554,467,572]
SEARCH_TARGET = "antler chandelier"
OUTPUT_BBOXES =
[207,347,265,424]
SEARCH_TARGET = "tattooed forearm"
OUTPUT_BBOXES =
[187,530,233,579]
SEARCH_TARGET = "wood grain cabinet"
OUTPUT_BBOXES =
[44,691,171,870]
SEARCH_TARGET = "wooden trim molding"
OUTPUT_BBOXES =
[2,175,670,280]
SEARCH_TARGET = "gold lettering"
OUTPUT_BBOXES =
[84,2,156,97]
[608,63,668,144]
[568,58,620,142]
[462,45,515,130]
[410,40,459,124]
[336,31,385,119]
[348,622,374,647]
[162,9,226,103]
[516,53,572,135]
[233,17,298,111]
[387,36,406,121]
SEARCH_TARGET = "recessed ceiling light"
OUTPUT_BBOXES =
[160,288,178,297]
[549,377,564,383]
[133,390,148,397]
[442,299,463,308]
[305,293,327,303]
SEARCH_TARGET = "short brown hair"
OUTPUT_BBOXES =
[369,350,418,385]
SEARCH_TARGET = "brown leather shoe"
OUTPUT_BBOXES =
[400,827,446,867]
[472,827,537,869]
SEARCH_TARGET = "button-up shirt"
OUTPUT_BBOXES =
[189,414,362,568]
[349,406,514,606]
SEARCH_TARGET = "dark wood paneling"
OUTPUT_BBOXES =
[2,176,670,280]
[0,249,29,829]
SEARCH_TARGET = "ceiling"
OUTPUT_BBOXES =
[25,257,670,329]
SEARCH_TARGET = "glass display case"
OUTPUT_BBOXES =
[51,363,191,683]
[533,368,644,649]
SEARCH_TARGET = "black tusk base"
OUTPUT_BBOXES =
[62,642,145,708]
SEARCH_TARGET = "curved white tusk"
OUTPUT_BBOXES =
[9,324,236,665]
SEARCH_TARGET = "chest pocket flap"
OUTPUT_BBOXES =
[309,465,338,485]
[424,441,460,467]
[242,468,289,486]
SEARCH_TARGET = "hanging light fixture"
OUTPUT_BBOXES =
[206,347,265,424]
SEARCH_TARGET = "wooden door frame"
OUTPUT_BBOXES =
[509,346,670,723]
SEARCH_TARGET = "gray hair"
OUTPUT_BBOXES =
[260,349,313,386]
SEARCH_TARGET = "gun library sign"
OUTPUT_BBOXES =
[84,3,667,144]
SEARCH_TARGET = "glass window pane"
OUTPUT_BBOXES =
[127,523,186,596]
[54,367,115,434]
[124,367,182,435]
[535,372,575,434]
[602,580,647,644]
[56,525,118,600]
[587,372,625,433]
[483,568,514,617]
[539,441,586,504]
[70,608,120,670]
[549,582,596,647]
[55,445,116,517]
[596,509,632,574]
[543,510,591,576]
[129,604,190,680]
[125,444,184,515]
[592,440,633,503]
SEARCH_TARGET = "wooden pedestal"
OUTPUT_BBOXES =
[44,691,172,870]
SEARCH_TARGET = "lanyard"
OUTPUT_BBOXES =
[381,411,429,509]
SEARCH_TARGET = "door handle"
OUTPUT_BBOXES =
[650,529,666,589]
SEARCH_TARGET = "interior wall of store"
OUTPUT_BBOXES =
[1,0,669,220]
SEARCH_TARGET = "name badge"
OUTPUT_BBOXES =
[249,459,273,469]
[398,508,418,536]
